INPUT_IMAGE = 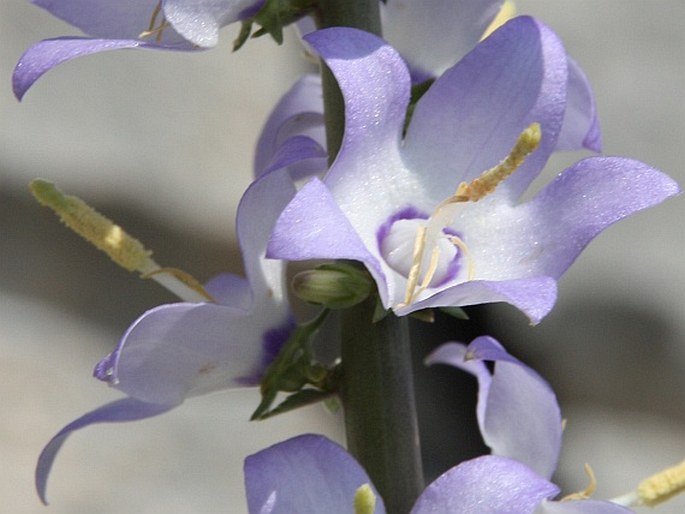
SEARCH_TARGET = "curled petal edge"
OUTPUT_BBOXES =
[13,37,195,100]
[36,398,174,504]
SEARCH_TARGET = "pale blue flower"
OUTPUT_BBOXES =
[267,21,679,323]
[34,137,324,503]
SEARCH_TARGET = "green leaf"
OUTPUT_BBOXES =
[255,389,335,420]
[251,309,330,419]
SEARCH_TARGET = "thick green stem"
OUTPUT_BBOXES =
[341,301,424,514]
[315,3,424,511]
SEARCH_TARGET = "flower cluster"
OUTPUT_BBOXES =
[16,0,682,511]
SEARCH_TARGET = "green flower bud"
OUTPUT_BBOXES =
[292,262,373,309]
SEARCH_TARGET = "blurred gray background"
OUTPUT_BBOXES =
[1,1,683,512]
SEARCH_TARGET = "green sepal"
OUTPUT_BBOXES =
[251,309,329,420]
[255,388,336,420]
[323,396,341,414]
[232,20,254,51]
[372,298,390,323]
[251,0,318,45]
[439,306,470,320]
[409,309,435,323]
[251,0,285,43]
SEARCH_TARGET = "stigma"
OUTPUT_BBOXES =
[397,122,541,307]
[30,179,213,303]
[611,459,685,507]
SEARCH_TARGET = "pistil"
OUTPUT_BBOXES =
[611,459,685,507]
[400,122,541,306]
[30,179,213,303]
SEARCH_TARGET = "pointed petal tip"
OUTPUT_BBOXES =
[35,399,173,504]
[13,38,147,101]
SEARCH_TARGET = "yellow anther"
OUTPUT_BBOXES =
[30,179,152,272]
[636,459,685,506]
[354,484,377,514]
[398,123,540,307]
[562,463,597,501]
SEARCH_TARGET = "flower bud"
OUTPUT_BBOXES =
[292,262,373,309]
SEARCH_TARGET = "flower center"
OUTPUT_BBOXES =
[381,122,542,308]
[378,208,464,292]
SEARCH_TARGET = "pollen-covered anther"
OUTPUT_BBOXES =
[399,122,541,307]
[561,463,597,501]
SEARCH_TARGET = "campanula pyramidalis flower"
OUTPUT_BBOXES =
[34,155,328,504]
[427,336,563,480]
[13,0,264,99]
[267,19,679,323]
[244,338,638,513]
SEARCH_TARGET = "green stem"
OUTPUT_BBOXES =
[341,301,424,514]
[315,3,424,511]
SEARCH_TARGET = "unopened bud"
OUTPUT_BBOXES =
[292,263,372,309]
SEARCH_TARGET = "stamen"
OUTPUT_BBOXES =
[139,1,169,43]
[145,1,162,33]
[353,484,377,514]
[30,179,213,303]
[399,122,541,307]
[403,225,428,305]
[447,235,474,280]
[562,463,597,501]
[418,241,442,291]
